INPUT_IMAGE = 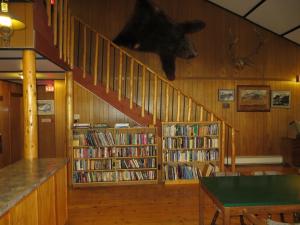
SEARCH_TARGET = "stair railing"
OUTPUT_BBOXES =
[45,0,237,172]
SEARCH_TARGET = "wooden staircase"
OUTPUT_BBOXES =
[42,0,237,171]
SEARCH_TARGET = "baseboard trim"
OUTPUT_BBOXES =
[224,155,283,165]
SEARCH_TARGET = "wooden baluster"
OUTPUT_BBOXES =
[187,98,192,122]
[176,91,181,122]
[70,16,75,69]
[106,41,111,93]
[93,34,99,86]
[210,113,214,121]
[153,75,157,125]
[53,0,58,45]
[118,51,123,101]
[129,58,134,109]
[231,129,236,172]
[165,84,169,122]
[82,25,87,78]
[141,66,146,117]
[63,0,68,62]
[221,121,225,172]
[59,0,63,59]
[47,0,51,26]
[67,6,71,64]
[200,106,203,121]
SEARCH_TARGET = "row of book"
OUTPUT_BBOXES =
[115,133,155,145]
[116,146,157,157]
[73,147,114,159]
[164,149,219,162]
[164,165,201,180]
[73,146,157,159]
[74,159,113,171]
[73,171,116,183]
[73,170,156,183]
[163,137,219,149]
[73,132,155,147]
[115,158,156,169]
[163,124,219,137]
[118,170,156,181]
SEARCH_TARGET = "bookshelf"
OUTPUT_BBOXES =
[72,126,158,187]
[162,122,222,184]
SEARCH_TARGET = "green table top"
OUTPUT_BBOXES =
[201,175,300,207]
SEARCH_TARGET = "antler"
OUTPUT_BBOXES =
[228,28,265,70]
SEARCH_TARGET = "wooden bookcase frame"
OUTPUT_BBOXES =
[162,121,222,184]
[72,127,158,187]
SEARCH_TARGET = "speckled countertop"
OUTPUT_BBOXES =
[0,158,68,217]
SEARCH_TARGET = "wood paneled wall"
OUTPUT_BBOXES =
[0,81,23,168]
[173,79,300,156]
[69,0,300,157]
[70,0,300,81]
[74,82,137,126]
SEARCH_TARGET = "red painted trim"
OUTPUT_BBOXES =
[72,67,162,131]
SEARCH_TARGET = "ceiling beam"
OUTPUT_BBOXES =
[243,0,266,18]
[281,25,300,36]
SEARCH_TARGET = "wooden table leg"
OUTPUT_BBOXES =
[199,184,205,225]
[223,208,231,225]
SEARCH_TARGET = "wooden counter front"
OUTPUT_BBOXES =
[0,158,68,225]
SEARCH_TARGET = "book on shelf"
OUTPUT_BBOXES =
[93,123,109,128]
[114,123,130,128]
[73,123,91,128]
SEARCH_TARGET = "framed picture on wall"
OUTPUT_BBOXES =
[37,100,54,115]
[237,85,270,112]
[218,89,234,102]
[271,91,291,108]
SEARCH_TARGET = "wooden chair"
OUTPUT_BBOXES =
[243,209,300,225]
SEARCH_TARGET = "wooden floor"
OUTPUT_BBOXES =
[68,165,298,225]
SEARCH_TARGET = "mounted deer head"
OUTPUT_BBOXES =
[228,28,265,70]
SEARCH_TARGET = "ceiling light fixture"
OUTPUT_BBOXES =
[0,0,25,47]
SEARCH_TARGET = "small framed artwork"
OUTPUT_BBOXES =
[37,100,54,115]
[218,89,234,102]
[271,91,291,108]
[237,85,270,112]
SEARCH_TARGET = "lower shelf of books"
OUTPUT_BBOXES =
[72,170,157,186]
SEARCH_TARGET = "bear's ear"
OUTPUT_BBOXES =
[178,20,206,34]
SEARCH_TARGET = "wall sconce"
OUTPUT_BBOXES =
[0,0,25,47]
[296,75,300,83]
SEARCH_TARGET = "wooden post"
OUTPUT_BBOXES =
[63,0,68,62]
[118,51,123,101]
[221,121,226,171]
[165,84,169,122]
[153,75,157,125]
[141,66,146,117]
[129,58,134,109]
[53,0,58,46]
[106,41,111,93]
[47,0,51,26]
[23,50,38,159]
[210,113,214,121]
[70,16,75,69]
[231,129,236,172]
[176,91,181,122]
[65,71,73,186]
[187,98,192,122]
[82,25,87,78]
[93,34,99,86]
[59,0,63,59]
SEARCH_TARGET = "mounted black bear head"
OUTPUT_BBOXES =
[113,0,205,80]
